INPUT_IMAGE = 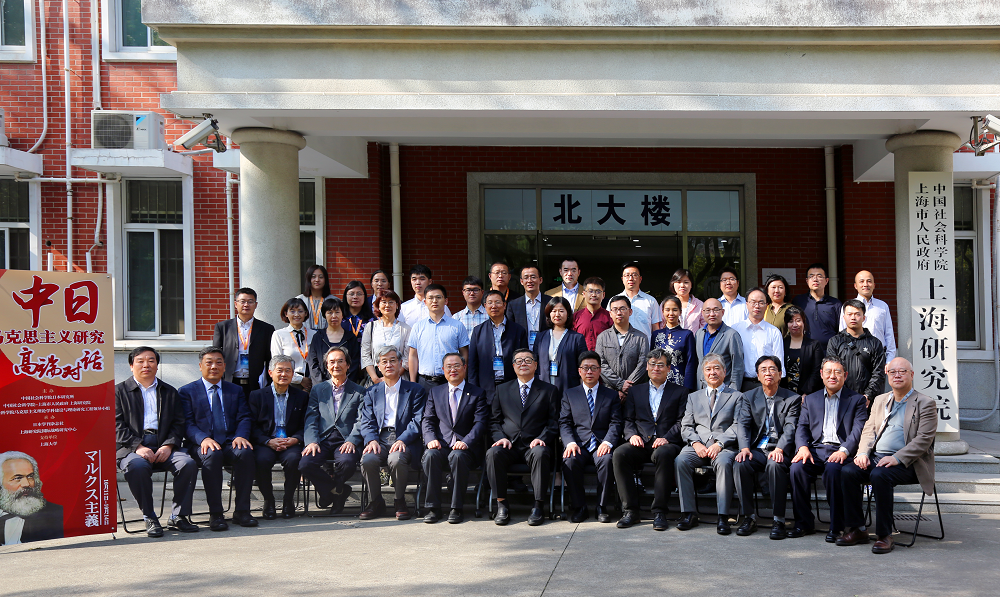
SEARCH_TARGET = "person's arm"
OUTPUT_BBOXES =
[212,321,225,356]
[247,391,270,446]
[598,334,624,391]
[604,395,623,447]
[462,390,490,448]
[841,393,870,456]
[468,328,481,388]
[729,331,745,390]
[679,392,700,445]
[777,394,801,454]
[882,305,898,362]
[735,393,753,451]
[626,332,650,384]
[233,387,253,441]
[864,342,887,403]
[114,386,141,453]
[558,391,579,447]
[398,384,427,446]
[360,323,375,370]
[892,393,937,468]
[408,346,419,383]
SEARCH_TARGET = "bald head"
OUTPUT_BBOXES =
[854,270,875,300]
[885,357,914,394]
[703,298,724,328]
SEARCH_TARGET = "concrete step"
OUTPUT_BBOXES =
[934,453,1000,474]
[934,472,1000,494]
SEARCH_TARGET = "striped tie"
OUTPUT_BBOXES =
[520,384,528,407]
[586,387,598,452]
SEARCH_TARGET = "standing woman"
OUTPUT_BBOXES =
[309,297,361,387]
[651,296,697,390]
[342,280,373,342]
[369,270,391,316]
[782,305,823,397]
[360,289,412,387]
[763,273,792,336]
[534,296,587,393]
[297,265,335,332]
[670,268,704,333]
[271,297,315,392]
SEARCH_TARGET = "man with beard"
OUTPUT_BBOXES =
[0,451,64,545]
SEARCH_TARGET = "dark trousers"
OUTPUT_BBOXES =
[790,445,846,531]
[360,428,417,502]
[612,442,682,514]
[254,443,303,508]
[421,446,478,510]
[418,374,446,393]
[563,447,614,509]
[119,449,198,520]
[299,437,361,500]
[190,443,255,514]
[733,448,791,518]
[485,443,551,502]
[842,457,920,538]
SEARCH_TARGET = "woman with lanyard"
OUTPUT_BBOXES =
[669,268,705,333]
[296,264,335,332]
[781,305,823,398]
[369,270,390,317]
[652,295,698,390]
[360,289,411,387]
[270,297,315,392]
[534,296,587,393]
[762,273,792,336]
[308,297,361,386]
[342,280,373,342]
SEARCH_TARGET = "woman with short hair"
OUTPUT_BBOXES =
[360,289,412,387]
[270,297,315,391]
[309,297,362,386]
[782,305,823,397]
[763,273,792,336]
[342,280,374,342]
[670,268,704,333]
[534,296,587,393]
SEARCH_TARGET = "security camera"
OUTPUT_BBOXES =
[173,117,221,150]
[982,114,1000,136]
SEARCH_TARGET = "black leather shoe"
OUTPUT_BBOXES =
[528,506,545,526]
[736,516,758,536]
[262,501,277,520]
[167,516,199,533]
[569,506,589,523]
[234,511,259,527]
[494,501,510,526]
[769,521,788,540]
[787,524,815,538]
[209,513,228,532]
[597,509,612,524]
[330,483,351,514]
[653,513,668,531]
[826,529,840,543]
[145,518,164,538]
[717,517,732,535]
[282,502,296,519]
[616,510,640,528]
[423,508,441,523]
[676,513,699,531]
[317,488,335,509]
[448,508,464,524]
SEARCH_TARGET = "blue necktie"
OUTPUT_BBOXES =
[586,388,598,451]
[210,385,226,443]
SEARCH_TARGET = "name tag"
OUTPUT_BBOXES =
[237,353,250,376]
[493,356,504,372]
[528,331,537,347]
[550,361,559,377]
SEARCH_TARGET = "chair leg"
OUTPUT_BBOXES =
[898,485,945,547]
[548,470,557,519]
[474,473,485,518]
[813,480,829,524]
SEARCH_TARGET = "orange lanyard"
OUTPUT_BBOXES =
[237,319,253,351]
[349,316,363,337]
[310,297,323,327]
[289,329,309,360]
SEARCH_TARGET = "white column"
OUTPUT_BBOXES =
[231,128,307,327]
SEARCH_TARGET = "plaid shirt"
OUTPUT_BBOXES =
[454,305,487,342]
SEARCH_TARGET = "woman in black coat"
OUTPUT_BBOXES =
[534,296,588,393]
[781,305,823,397]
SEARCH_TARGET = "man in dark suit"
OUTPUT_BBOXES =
[0,451,64,545]
[612,348,689,530]
[115,346,199,537]
[486,348,561,526]
[560,351,622,523]
[300,346,365,514]
[179,347,257,531]
[213,287,276,395]
[469,290,529,402]
[248,355,309,520]
[789,355,868,542]
[357,346,428,521]
[506,266,549,350]
[421,352,489,524]
[733,355,800,539]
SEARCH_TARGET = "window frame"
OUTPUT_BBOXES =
[102,0,176,62]
[300,177,325,268]
[955,184,995,357]
[0,176,41,269]
[0,0,35,63]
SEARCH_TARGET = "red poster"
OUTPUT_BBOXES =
[0,270,116,544]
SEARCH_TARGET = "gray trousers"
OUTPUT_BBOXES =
[676,445,737,516]
[360,428,413,502]
[733,448,791,518]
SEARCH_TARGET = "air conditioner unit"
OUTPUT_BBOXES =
[0,108,8,147]
[91,110,166,150]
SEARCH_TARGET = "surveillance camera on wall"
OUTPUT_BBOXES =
[981,114,1000,136]
[173,117,225,151]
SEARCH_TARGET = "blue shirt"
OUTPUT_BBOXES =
[649,381,666,416]
[720,294,749,327]
[409,314,470,376]
[702,324,723,357]
[875,389,914,456]
[792,292,843,344]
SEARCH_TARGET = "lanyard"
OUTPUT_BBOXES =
[289,329,309,360]
[349,315,364,337]
[237,319,253,351]
[309,297,323,327]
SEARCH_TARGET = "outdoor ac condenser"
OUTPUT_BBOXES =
[91,110,166,150]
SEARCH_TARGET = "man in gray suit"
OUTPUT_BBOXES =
[596,295,650,401]
[695,298,745,390]
[733,355,800,539]
[300,346,365,514]
[675,354,743,534]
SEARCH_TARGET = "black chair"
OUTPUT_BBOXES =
[301,462,364,518]
[866,483,944,547]
[117,470,169,534]
[414,464,487,519]
[482,463,559,518]
[810,477,872,527]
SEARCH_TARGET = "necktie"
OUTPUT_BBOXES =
[709,388,717,414]
[450,387,461,424]
[586,387,598,452]
[211,385,226,443]
[294,329,304,347]
[520,384,528,407]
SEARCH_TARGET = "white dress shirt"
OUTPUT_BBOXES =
[621,289,662,341]
[235,316,254,377]
[134,376,159,430]
[399,297,451,327]
[562,284,579,311]
[1,512,26,545]
[839,295,897,362]
[731,318,786,378]
[383,378,401,428]
[201,377,224,415]
[821,388,850,454]
[270,325,314,383]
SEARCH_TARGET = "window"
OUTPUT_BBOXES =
[298,179,325,280]
[954,185,981,349]
[102,0,176,61]
[0,0,34,62]
[0,178,31,269]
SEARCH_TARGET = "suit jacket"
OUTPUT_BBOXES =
[303,379,365,447]
[179,379,251,445]
[782,335,824,395]
[535,328,588,393]
[213,317,276,391]
[468,319,529,398]
[681,385,743,449]
[545,285,587,312]
[357,379,428,451]
[736,386,800,456]
[622,381,689,445]
[560,384,622,449]
[795,387,869,456]
[4,502,64,545]
[858,390,937,495]
[491,378,561,449]
[695,322,744,390]
[114,377,186,460]
[506,294,551,337]
[595,325,649,391]
[247,384,309,446]
[421,381,490,460]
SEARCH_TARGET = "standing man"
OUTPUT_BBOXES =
[115,346,199,536]
[789,356,868,542]
[486,348,561,526]
[596,295,650,401]
[213,287,276,395]
[731,288,785,392]
[247,355,308,520]
[469,290,529,402]
[719,268,749,326]
[792,263,842,346]
[675,355,742,535]
[839,358,936,553]
[840,270,897,362]
[179,347,257,531]
[827,299,887,409]
[545,258,585,312]
[408,284,470,391]
[733,356,800,539]
[399,264,452,326]
[612,349,688,530]
[488,261,521,304]
[619,262,663,341]
[695,298,745,390]
[507,265,549,350]
[560,351,622,523]
[421,352,489,524]
[573,277,613,351]
[454,276,488,343]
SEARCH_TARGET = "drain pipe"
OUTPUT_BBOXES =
[825,146,839,297]
[84,181,104,273]
[63,0,73,272]
[90,0,100,110]
[28,0,48,153]
[226,138,236,316]
[390,143,403,295]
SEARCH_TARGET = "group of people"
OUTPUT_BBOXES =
[113,259,933,555]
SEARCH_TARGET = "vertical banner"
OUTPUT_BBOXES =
[908,172,959,433]
[0,271,115,544]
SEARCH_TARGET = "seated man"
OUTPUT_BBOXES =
[560,351,622,523]
[612,348,689,530]
[357,346,428,521]
[179,347,257,530]
[421,352,489,524]
[115,346,199,537]
[675,354,743,534]
[300,346,365,514]
[485,348,561,526]
[248,355,308,520]
[733,355,800,539]
[789,356,868,542]
[839,357,936,553]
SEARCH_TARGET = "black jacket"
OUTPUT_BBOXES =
[781,336,824,395]
[826,330,887,401]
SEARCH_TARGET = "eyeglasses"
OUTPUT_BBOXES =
[887,369,911,376]
[463,288,482,294]
[703,308,723,314]
[513,357,535,365]
[748,300,766,306]
[758,366,779,374]
[623,273,640,279]
[443,364,464,371]
[807,273,827,280]
[720,277,737,283]
[578,365,600,372]
[648,363,668,370]
[609,307,629,314]
[585,289,604,295]
[235,299,256,305]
